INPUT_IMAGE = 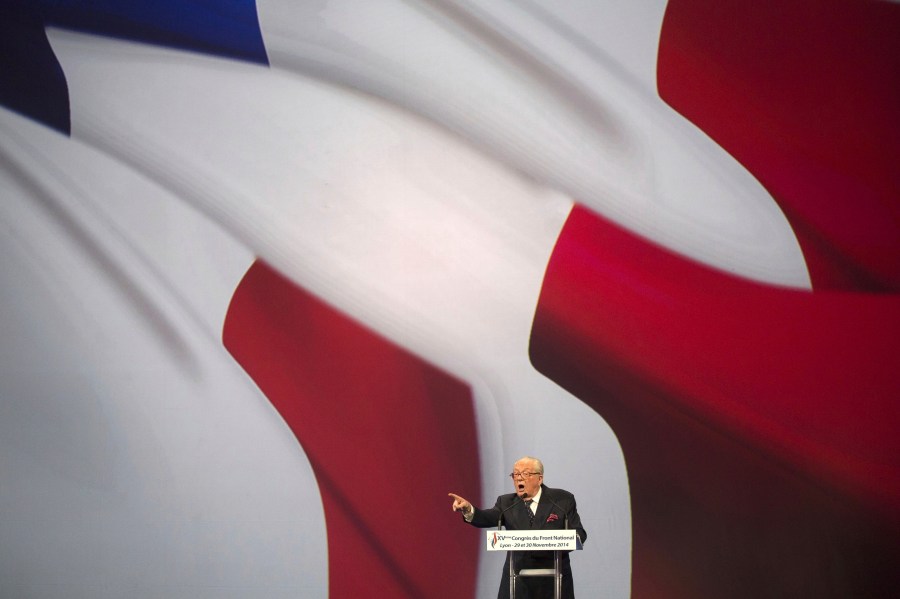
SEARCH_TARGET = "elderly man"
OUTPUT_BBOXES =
[449,456,587,599]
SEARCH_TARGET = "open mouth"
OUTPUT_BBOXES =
[517,483,525,493]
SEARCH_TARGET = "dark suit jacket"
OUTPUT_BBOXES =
[467,485,586,598]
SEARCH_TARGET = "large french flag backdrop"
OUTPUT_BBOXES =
[1,1,897,597]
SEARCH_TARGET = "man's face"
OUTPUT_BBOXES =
[511,459,543,499]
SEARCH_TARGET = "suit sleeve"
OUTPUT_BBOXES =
[567,494,587,545]
[468,496,504,529]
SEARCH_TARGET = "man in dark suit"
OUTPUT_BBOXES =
[449,456,587,599]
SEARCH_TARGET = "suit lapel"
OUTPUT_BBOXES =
[506,488,561,529]
[502,495,530,530]
[518,498,533,529]
[534,488,553,528]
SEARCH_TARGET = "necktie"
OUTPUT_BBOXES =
[525,499,534,526]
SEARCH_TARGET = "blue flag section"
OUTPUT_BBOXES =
[0,4,71,133]
[0,0,268,133]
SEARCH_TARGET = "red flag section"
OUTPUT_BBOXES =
[531,205,900,597]
[223,261,481,598]
[533,3,900,593]
[658,0,900,292]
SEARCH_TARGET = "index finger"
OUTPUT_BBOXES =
[448,493,467,506]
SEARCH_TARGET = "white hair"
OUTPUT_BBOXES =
[516,456,544,475]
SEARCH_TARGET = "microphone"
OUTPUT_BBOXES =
[498,496,523,529]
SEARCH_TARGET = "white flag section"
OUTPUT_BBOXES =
[1,1,819,598]
[258,0,809,288]
[0,113,326,597]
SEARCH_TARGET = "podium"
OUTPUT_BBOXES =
[485,529,581,599]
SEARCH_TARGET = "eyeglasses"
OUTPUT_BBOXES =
[509,471,541,479]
